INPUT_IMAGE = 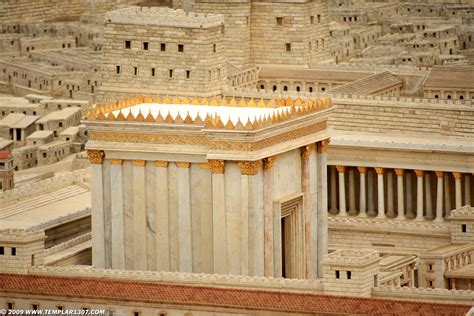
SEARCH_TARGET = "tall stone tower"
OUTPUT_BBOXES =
[0,150,14,192]
[250,0,332,66]
[100,6,226,99]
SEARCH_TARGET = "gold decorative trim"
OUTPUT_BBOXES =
[176,162,191,168]
[133,160,146,167]
[300,144,315,160]
[87,150,104,165]
[336,165,346,173]
[452,172,462,179]
[317,139,330,153]
[357,166,367,173]
[395,169,405,176]
[238,160,261,175]
[90,131,209,146]
[109,159,123,165]
[414,170,424,177]
[263,156,276,170]
[155,161,169,168]
[375,167,384,174]
[201,160,225,174]
[435,171,444,177]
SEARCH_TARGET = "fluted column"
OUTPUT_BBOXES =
[375,168,385,219]
[110,159,125,270]
[367,170,376,216]
[395,169,405,220]
[133,160,147,270]
[415,170,424,220]
[406,171,414,218]
[435,171,444,221]
[336,165,346,216]
[317,140,329,277]
[261,157,275,277]
[453,172,462,209]
[387,171,395,217]
[358,167,367,217]
[155,161,170,271]
[465,174,471,206]
[209,160,227,274]
[330,166,337,214]
[176,162,192,272]
[444,174,452,217]
[88,150,105,268]
[348,168,357,215]
[425,173,433,219]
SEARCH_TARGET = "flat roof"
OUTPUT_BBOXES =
[0,113,39,128]
[27,130,54,139]
[424,65,474,90]
[258,66,372,82]
[37,107,81,123]
[330,71,403,95]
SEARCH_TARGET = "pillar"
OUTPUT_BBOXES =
[358,167,367,217]
[336,165,346,216]
[155,161,170,271]
[406,171,414,218]
[210,160,227,274]
[415,170,424,221]
[348,168,357,215]
[249,160,265,277]
[425,173,433,219]
[395,169,405,220]
[387,170,395,217]
[465,174,471,206]
[435,171,444,221]
[133,160,147,270]
[330,166,337,214]
[301,144,318,278]
[444,174,452,217]
[453,172,462,209]
[375,168,386,219]
[367,170,376,216]
[110,159,125,270]
[260,157,274,277]
[317,140,329,277]
[88,150,105,268]
[176,162,192,272]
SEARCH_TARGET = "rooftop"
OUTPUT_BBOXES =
[330,71,403,96]
[37,107,81,123]
[424,65,474,90]
[0,113,39,128]
[258,65,372,82]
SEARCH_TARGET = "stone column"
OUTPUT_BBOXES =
[176,162,192,272]
[406,171,414,218]
[329,166,337,214]
[375,168,386,219]
[88,150,105,268]
[367,170,376,216]
[425,173,433,219]
[260,157,274,277]
[415,170,424,221]
[317,140,329,277]
[387,170,395,217]
[133,160,147,270]
[250,160,265,277]
[155,161,170,271]
[336,165,346,216]
[110,159,125,270]
[357,167,367,217]
[348,168,357,215]
[453,172,462,209]
[239,160,263,277]
[395,169,405,220]
[209,160,227,274]
[435,171,444,221]
[444,174,452,217]
[301,144,318,278]
[465,174,471,206]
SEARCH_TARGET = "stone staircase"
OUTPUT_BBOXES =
[0,185,88,219]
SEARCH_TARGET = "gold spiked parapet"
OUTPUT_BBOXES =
[85,95,332,131]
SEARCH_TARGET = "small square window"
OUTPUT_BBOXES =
[213,44,217,53]
[134,67,138,76]
[286,43,291,52]
[133,312,140,316]
[169,69,173,78]
[143,42,149,50]
[347,271,352,279]
[335,270,340,279]
[0,247,4,255]
[7,302,13,310]
[32,304,39,310]
[186,70,190,79]
[151,68,155,77]
[178,44,184,52]
[462,224,467,233]
[116,65,121,74]
[125,40,131,49]
[310,16,314,24]
[57,306,64,311]
[160,43,166,51]
[276,17,283,26]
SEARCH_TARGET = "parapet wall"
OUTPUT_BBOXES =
[0,168,90,209]
[373,286,474,305]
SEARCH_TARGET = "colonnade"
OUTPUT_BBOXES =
[328,166,472,220]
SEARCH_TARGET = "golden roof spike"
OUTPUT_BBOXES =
[225,119,234,130]
[257,98,266,107]
[201,96,209,105]
[163,95,172,104]
[266,98,276,108]
[126,111,135,121]
[235,118,245,130]
[210,96,218,106]
[229,96,238,106]
[191,96,200,105]
[155,112,165,123]
[174,113,185,124]
[214,115,224,128]
[238,97,247,107]
[244,119,254,130]
[97,110,106,120]
[184,112,193,124]
[164,112,174,123]
[193,114,204,125]
[204,116,214,129]
[276,98,285,107]
[155,95,162,103]
[285,96,294,106]
[172,95,181,104]
[248,97,256,107]
[182,96,191,104]
[145,95,152,103]
[219,96,228,106]
[116,110,125,121]
[295,96,303,107]
[105,111,115,121]
[136,110,145,121]
[145,111,154,122]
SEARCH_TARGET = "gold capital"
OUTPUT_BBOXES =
[109,159,123,165]
[133,160,146,167]
[375,167,384,174]
[452,172,462,179]
[176,162,191,168]
[263,156,276,170]
[336,165,346,173]
[87,150,104,165]
[155,161,169,168]
[357,166,367,173]
[317,139,330,153]
[395,169,405,176]
[300,144,315,160]
[415,170,424,177]
[200,160,225,174]
[238,160,261,175]
[435,171,444,177]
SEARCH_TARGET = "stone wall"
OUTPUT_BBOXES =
[0,229,45,274]
[373,286,474,305]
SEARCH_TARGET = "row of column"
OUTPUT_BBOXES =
[329,166,472,220]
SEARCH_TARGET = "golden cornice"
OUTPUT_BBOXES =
[176,162,191,168]
[87,150,104,165]
[155,161,169,168]
[133,160,146,167]
[300,144,315,160]
[238,160,262,175]
[263,156,276,170]
[109,159,123,165]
